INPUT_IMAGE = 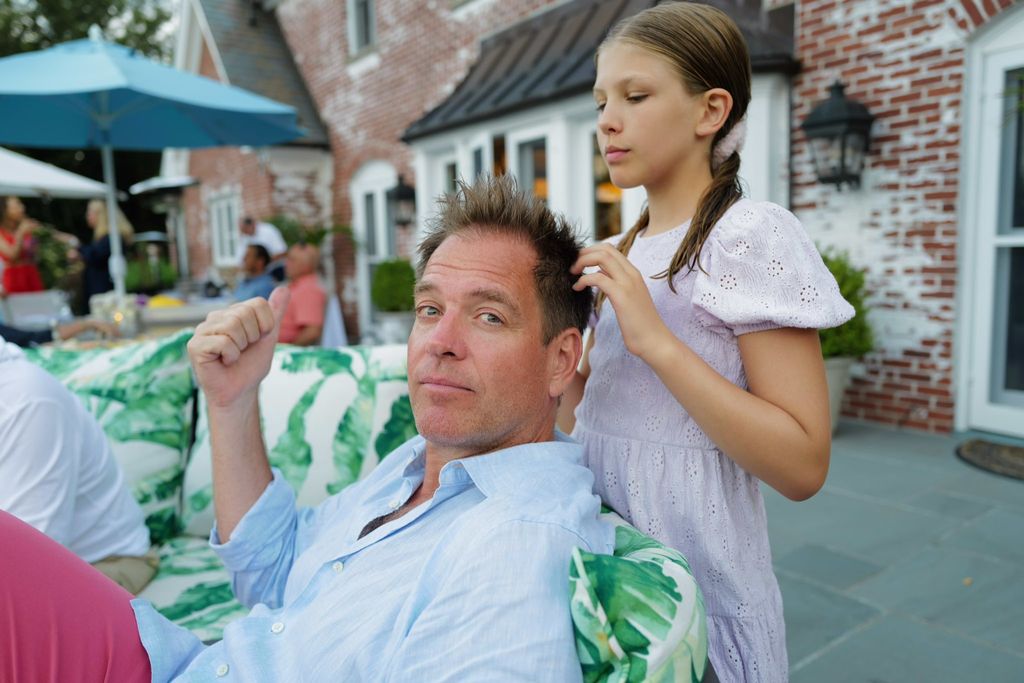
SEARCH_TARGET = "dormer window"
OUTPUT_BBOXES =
[348,0,376,55]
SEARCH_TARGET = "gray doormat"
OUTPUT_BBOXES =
[956,439,1024,481]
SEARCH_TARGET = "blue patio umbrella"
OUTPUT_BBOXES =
[0,26,302,300]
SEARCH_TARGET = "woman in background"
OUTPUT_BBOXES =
[0,196,44,293]
[73,199,134,305]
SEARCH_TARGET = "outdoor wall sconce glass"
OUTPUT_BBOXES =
[801,81,875,189]
[387,174,417,226]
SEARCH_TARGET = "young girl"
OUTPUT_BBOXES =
[560,5,854,682]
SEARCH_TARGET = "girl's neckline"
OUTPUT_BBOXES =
[636,219,691,242]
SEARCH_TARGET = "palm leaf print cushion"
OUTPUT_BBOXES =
[24,330,195,544]
[572,511,708,682]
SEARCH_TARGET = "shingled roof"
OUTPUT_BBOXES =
[199,0,329,147]
[403,0,796,142]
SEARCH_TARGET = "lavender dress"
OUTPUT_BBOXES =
[572,199,854,683]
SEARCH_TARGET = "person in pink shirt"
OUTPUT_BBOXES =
[278,243,326,345]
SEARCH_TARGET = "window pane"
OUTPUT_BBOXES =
[472,147,484,179]
[492,135,506,176]
[384,193,396,257]
[227,204,237,257]
[209,207,219,259]
[215,203,227,261]
[221,204,230,259]
[517,138,547,201]
[355,0,374,49]
[995,247,1024,395]
[1006,69,1024,230]
[445,162,458,194]
[593,133,622,239]
[364,192,377,256]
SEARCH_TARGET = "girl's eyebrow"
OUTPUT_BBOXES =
[593,75,653,95]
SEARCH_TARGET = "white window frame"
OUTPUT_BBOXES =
[350,160,398,339]
[208,189,241,268]
[347,0,377,56]
[956,3,1024,436]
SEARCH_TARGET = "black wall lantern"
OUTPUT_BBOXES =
[801,81,875,189]
[386,174,417,226]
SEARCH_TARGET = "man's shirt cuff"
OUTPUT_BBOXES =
[210,468,297,573]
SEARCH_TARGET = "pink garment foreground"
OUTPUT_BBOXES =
[0,510,151,683]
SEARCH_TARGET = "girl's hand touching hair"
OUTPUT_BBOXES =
[572,242,673,361]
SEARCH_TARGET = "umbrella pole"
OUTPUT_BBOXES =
[100,142,127,303]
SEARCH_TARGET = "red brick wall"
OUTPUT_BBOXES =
[791,0,1015,432]
[273,0,559,338]
[182,42,272,278]
[182,40,326,283]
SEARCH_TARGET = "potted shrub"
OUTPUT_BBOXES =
[820,250,874,433]
[370,258,416,343]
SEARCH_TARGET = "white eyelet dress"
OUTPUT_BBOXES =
[572,199,854,683]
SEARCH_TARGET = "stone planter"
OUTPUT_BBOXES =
[374,311,415,344]
[824,356,855,434]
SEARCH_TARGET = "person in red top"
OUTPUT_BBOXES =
[0,197,44,293]
[278,243,326,346]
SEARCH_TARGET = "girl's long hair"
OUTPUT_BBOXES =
[595,2,751,309]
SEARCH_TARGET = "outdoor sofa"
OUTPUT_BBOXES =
[26,330,708,682]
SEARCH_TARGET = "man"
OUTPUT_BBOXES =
[233,243,276,302]
[237,216,287,263]
[236,216,288,282]
[0,175,611,682]
[0,336,157,595]
[277,242,326,345]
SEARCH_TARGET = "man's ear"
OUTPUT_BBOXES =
[548,328,583,399]
[696,87,733,140]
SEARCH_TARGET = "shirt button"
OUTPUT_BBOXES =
[388,498,400,509]
[332,561,344,573]
[270,621,285,634]
[215,663,229,677]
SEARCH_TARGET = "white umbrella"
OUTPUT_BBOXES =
[0,146,108,199]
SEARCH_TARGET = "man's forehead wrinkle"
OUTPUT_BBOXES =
[416,274,519,308]
[420,259,520,289]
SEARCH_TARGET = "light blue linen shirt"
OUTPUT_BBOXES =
[131,433,614,682]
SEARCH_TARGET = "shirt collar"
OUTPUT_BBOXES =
[455,431,583,499]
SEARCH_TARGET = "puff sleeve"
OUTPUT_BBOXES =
[691,200,855,336]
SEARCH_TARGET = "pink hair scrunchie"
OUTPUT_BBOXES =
[711,117,747,171]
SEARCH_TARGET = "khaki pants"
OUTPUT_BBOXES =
[91,547,160,595]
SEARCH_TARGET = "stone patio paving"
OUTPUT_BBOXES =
[764,422,1024,682]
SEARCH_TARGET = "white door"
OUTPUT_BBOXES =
[962,9,1024,437]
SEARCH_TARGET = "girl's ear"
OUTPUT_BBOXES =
[696,88,733,139]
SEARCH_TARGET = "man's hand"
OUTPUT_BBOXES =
[188,287,290,409]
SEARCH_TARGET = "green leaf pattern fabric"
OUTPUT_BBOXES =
[571,514,708,682]
[24,330,194,544]
[140,537,249,643]
[181,346,377,536]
